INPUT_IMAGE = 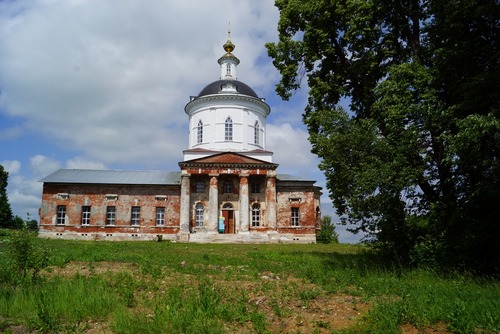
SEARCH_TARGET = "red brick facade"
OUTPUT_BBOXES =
[39,153,322,243]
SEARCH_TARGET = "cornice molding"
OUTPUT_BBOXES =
[185,94,270,115]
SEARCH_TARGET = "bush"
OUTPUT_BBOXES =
[6,228,49,282]
[11,216,24,229]
[26,219,39,232]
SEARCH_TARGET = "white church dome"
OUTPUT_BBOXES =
[183,32,273,163]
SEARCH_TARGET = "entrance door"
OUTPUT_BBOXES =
[222,210,235,234]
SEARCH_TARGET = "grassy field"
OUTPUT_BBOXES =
[0,230,498,334]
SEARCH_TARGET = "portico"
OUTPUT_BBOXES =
[178,152,278,236]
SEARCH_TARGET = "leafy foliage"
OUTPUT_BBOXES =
[0,165,13,229]
[6,228,49,282]
[266,0,499,271]
[12,216,25,229]
[316,215,339,244]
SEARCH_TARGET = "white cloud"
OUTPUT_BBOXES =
[1,160,21,174]
[4,157,47,220]
[0,0,279,167]
[29,155,61,179]
[267,123,316,171]
[65,156,107,170]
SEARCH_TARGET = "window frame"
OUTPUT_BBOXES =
[251,181,260,194]
[223,180,233,194]
[225,116,233,141]
[195,181,205,193]
[291,207,300,226]
[156,207,165,226]
[56,205,66,225]
[106,206,116,226]
[130,206,140,226]
[254,121,260,146]
[81,206,91,225]
[251,203,261,227]
[197,120,203,144]
[195,203,204,227]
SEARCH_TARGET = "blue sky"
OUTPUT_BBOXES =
[0,0,363,243]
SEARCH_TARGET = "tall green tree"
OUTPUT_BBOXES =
[267,0,499,270]
[316,215,339,244]
[0,165,14,228]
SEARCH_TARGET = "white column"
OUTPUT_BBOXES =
[265,175,277,229]
[179,173,190,233]
[208,174,219,232]
[239,175,249,232]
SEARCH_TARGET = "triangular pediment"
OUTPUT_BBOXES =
[179,152,278,169]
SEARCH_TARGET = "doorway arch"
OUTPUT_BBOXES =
[221,203,235,234]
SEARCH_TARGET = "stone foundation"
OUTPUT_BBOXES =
[38,230,316,244]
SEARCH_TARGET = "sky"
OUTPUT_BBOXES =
[0,0,363,243]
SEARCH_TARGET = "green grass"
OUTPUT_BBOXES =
[0,231,498,333]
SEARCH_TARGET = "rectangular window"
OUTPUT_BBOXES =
[156,207,165,226]
[81,206,91,225]
[106,206,116,226]
[254,122,260,146]
[131,206,140,226]
[56,205,66,225]
[252,205,260,227]
[195,181,205,193]
[223,181,233,194]
[195,203,204,227]
[291,207,300,226]
[197,121,203,144]
[251,182,260,194]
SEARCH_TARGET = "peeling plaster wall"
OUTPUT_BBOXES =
[40,183,181,240]
[38,170,320,243]
[276,183,319,236]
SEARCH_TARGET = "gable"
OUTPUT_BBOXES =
[179,152,278,169]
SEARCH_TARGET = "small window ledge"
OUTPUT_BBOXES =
[56,193,69,200]
[155,195,167,201]
[105,194,118,201]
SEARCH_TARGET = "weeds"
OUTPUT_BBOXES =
[0,238,498,333]
[5,228,49,283]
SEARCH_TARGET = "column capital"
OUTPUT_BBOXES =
[266,170,276,178]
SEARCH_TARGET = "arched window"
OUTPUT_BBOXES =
[254,121,260,145]
[251,203,260,227]
[226,63,231,76]
[197,120,203,144]
[225,117,233,141]
[195,203,204,227]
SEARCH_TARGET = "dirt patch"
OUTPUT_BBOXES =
[247,275,370,333]
[401,323,452,334]
[31,261,457,334]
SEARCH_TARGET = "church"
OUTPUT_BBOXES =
[38,35,322,243]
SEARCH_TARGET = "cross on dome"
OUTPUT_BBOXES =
[218,27,240,79]
[223,27,235,54]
